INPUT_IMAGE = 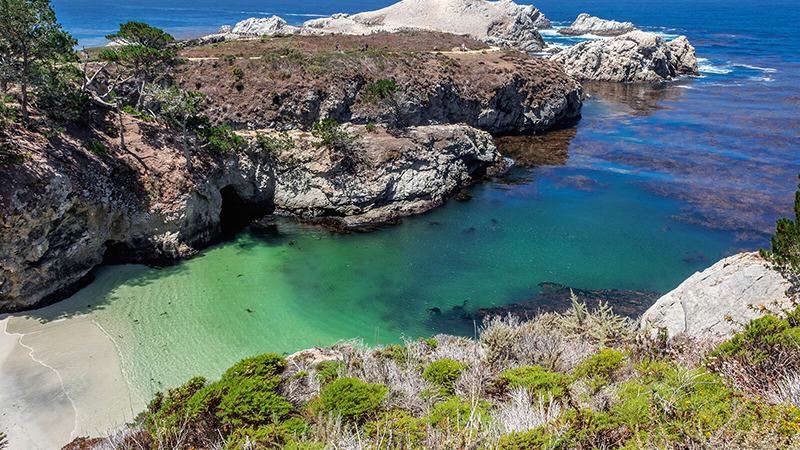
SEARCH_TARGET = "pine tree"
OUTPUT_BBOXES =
[761,174,800,279]
[0,0,76,122]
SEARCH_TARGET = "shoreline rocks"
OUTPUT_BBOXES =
[558,13,637,37]
[640,252,794,337]
[551,30,699,82]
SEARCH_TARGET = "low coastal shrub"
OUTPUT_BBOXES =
[574,348,624,390]
[498,366,570,401]
[314,360,344,385]
[373,343,408,364]
[422,358,465,396]
[255,130,295,158]
[84,139,108,156]
[320,377,386,424]
[0,144,30,167]
[195,123,245,153]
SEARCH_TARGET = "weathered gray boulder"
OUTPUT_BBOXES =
[218,25,232,34]
[558,13,637,36]
[551,30,699,82]
[640,252,794,337]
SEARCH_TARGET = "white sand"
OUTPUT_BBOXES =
[0,315,145,450]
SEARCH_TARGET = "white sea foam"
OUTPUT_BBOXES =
[697,58,733,75]
[735,64,777,73]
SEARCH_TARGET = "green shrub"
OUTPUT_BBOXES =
[424,337,438,351]
[365,121,376,132]
[427,397,490,431]
[216,377,293,426]
[422,359,465,396]
[311,118,361,153]
[498,366,569,400]
[224,418,308,450]
[574,349,624,391]
[314,361,344,385]
[195,124,245,153]
[760,174,800,275]
[498,427,556,450]
[0,144,30,167]
[84,140,108,156]
[232,66,243,81]
[222,353,287,386]
[709,310,800,391]
[373,343,408,364]
[255,131,295,158]
[320,377,386,424]
[362,79,398,104]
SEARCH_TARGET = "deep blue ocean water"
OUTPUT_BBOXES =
[22,0,800,396]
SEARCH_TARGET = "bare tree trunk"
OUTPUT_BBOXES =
[182,125,192,171]
[116,99,125,149]
[20,82,28,122]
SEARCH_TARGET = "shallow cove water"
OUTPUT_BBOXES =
[19,0,800,409]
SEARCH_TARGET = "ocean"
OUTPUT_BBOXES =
[25,0,800,402]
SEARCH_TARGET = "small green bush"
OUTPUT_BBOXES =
[373,344,408,364]
[196,124,245,153]
[424,337,438,351]
[320,377,386,424]
[498,366,569,400]
[362,79,398,104]
[256,131,295,158]
[427,397,490,431]
[84,140,108,156]
[574,349,624,391]
[224,418,308,450]
[365,121,376,132]
[0,144,29,167]
[232,66,243,81]
[498,427,555,450]
[216,377,293,426]
[311,118,362,153]
[222,353,287,386]
[314,360,344,385]
[422,359,465,396]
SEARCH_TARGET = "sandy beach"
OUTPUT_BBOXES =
[0,314,145,450]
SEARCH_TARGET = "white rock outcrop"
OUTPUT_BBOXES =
[640,253,794,337]
[232,16,301,36]
[551,30,699,82]
[303,0,550,51]
[558,13,637,36]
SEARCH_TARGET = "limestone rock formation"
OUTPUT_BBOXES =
[640,253,794,337]
[303,0,550,51]
[558,13,637,36]
[551,31,699,82]
[231,16,301,36]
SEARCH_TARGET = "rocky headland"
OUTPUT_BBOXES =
[0,33,581,312]
[558,13,637,36]
[551,31,699,82]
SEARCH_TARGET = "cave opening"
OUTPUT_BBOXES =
[219,185,271,238]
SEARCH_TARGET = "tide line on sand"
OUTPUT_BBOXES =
[0,314,145,449]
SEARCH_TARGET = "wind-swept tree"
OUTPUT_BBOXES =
[0,0,76,122]
[99,21,175,110]
[154,86,206,171]
[761,174,800,279]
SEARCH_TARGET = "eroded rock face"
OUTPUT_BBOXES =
[640,253,794,337]
[558,13,637,36]
[551,31,699,82]
[0,123,500,312]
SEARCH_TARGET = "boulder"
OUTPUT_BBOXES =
[218,25,232,34]
[640,252,794,338]
[558,13,637,36]
[551,30,699,82]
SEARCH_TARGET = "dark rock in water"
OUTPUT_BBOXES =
[475,282,663,320]
[462,227,476,234]
[427,307,442,314]
[454,190,474,202]
[494,129,576,168]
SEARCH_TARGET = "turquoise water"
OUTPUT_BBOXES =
[28,0,800,401]
[43,166,739,399]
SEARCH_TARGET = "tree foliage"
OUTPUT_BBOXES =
[154,85,206,170]
[761,174,800,278]
[0,0,76,121]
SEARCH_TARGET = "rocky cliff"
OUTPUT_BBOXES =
[640,252,794,337]
[551,31,699,82]
[558,13,637,37]
[0,115,501,312]
[177,35,582,135]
